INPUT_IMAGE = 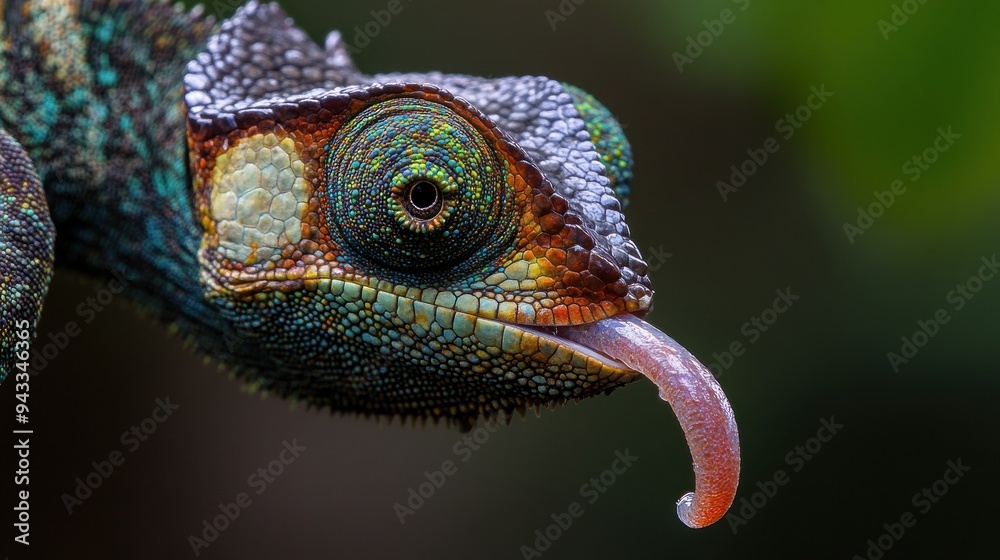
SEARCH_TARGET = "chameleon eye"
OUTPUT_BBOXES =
[402,180,442,220]
[324,98,516,275]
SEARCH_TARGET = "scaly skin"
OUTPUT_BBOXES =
[0,1,739,527]
[0,128,54,381]
[0,0,223,381]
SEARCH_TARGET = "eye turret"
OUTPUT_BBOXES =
[325,98,516,275]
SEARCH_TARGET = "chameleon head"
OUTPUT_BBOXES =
[184,1,738,528]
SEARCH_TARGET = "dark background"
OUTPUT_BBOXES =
[4,0,998,558]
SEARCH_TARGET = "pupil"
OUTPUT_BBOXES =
[409,181,438,210]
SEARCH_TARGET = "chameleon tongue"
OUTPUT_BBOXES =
[560,313,740,528]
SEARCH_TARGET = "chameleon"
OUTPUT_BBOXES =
[0,0,739,527]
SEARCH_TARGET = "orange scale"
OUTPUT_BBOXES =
[537,258,556,275]
[552,306,570,325]
[539,213,564,234]
[536,276,556,290]
[587,304,606,321]
[562,271,581,286]
[600,300,621,317]
[544,248,566,264]
[567,306,583,324]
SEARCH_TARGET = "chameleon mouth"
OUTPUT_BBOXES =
[518,324,630,371]
[213,267,737,527]
[521,314,740,529]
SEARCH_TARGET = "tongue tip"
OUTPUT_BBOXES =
[676,491,735,528]
[676,492,701,528]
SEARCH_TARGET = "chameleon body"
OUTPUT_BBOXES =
[0,0,739,527]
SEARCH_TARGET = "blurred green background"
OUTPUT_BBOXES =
[7,0,998,558]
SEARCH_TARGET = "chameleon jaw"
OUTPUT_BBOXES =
[201,250,737,527]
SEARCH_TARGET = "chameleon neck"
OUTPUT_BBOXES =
[0,1,225,346]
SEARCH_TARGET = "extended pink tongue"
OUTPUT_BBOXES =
[562,314,740,528]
